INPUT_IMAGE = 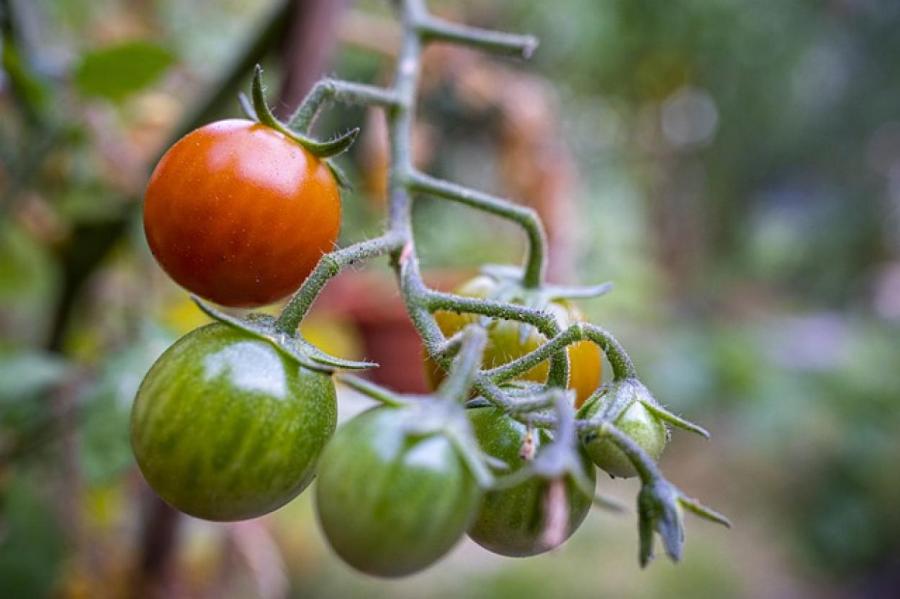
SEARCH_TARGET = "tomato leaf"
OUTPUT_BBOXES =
[74,40,175,102]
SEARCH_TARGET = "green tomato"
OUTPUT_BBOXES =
[467,407,595,557]
[579,381,668,479]
[315,406,481,577]
[131,323,336,521]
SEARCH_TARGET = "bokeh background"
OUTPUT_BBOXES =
[3,0,900,597]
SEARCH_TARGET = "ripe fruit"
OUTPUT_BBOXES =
[467,406,595,557]
[426,275,602,406]
[143,119,340,308]
[315,406,481,577]
[131,323,336,521]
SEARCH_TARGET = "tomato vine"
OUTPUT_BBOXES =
[137,0,730,573]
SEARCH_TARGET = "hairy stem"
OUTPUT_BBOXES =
[408,171,547,287]
[437,326,487,402]
[289,78,401,132]
[274,233,404,333]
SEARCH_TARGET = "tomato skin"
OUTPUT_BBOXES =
[143,119,340,308]
[579,385,668,479]
[130,323,336,521]
[467,407,595,557]
[426,276,602,407]
[315,407,481,577]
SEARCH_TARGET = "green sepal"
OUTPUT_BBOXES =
[640,399,710,439]
[390,397,496,490]
[479,263,614,302]
[637,478,730,567]
[191,296,377,373]
[326,159,353,189]
[336,373,408,407]
[250,65,360,159]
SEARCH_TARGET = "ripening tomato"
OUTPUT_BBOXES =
[144,119,340,308]
[425,276,601,406]
[130,323,336,521]
[467,406,595,557]
[315,407,481,577]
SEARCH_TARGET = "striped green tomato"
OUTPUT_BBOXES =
[315,406,482,577]
[130,323,336,521]
[467,406,595,557]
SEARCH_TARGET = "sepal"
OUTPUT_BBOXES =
[191,296,377,373]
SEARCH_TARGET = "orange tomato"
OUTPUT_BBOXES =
[144,119,340,307]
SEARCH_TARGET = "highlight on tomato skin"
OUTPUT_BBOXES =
[130,322,337,521]
[143,119,341,308]
[314,406,482,578]
[424,275,603,406]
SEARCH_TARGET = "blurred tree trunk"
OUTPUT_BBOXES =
[275,0,348,120]
[132,489,181,599]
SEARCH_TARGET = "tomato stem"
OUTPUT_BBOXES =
[288,78,401,133]
[274,233,405,334]
[407,170,547,288]
[416,15,538,58]
[436,326,487,402]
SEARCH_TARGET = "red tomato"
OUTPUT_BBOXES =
[144,119,340,308]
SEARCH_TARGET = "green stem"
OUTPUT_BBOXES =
[416,15,538,58]
[425,290,556,333]
[408,170,547,288]
[337,374,406,407]
[289,78,401,132]
[437,326,487,402]
[583,324,637,380]
[486,326,582,383]
[424,289,568,388]
[274,233,404,333]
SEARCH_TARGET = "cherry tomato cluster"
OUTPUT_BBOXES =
[134,122,673,567]
[132,7,725,576]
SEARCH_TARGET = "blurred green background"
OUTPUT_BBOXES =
[2,0,900,597]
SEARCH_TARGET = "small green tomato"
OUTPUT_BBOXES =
[314,406,482,577]
[467,406,595,557]
[131,323,337,521]
[579,379,669,478]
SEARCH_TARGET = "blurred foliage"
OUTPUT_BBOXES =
[73,40,174,102]
[2,0,900,597]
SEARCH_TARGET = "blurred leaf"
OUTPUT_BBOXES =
[0,349,68,405]
[0,223,58,345]
[73,40,175,102]
[0,476,64,597]
[79,322,174,484]
[1,35,53,122]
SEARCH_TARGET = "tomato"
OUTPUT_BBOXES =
[144,119,340,308]
[130,323,336,521]
[426,275,602,407]
[467,406,595,557]
[315,406,481,577]
[579,381,669,479]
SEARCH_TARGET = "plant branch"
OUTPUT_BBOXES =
[408,170,547,288]
[416,15,538,58]
[289,78,401,132]
[274,232,404,333]
[437,326,487,402]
